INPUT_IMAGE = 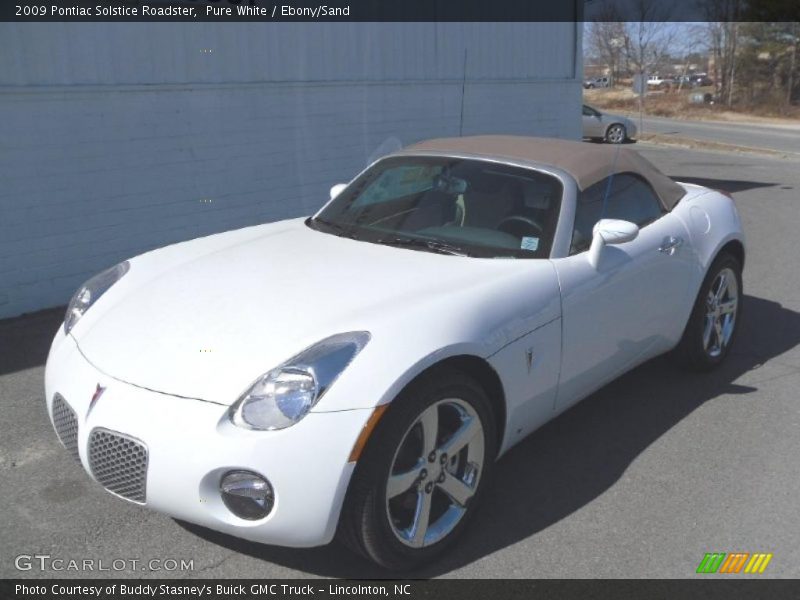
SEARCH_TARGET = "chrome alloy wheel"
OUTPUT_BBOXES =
[385,399,485,548]
[703,267,739,358]
[606,124,626,144]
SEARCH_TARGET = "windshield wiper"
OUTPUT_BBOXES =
[378,236,469,257]
[310,218,358,239]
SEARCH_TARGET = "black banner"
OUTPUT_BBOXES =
[5,0,580,23]
[2,0,799,23]
[3,580,800,600]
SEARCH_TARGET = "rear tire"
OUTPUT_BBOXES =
[673,252,742,371]
[337,368,496,570]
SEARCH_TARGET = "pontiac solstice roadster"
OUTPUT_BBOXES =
[46,136,744,568]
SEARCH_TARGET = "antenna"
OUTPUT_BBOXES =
[459,48,468,137]
[600,144,622,219]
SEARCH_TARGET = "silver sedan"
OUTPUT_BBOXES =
[582,104,637,144]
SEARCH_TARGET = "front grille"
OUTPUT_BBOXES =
[89,428,148,504]
[52,394,80,462]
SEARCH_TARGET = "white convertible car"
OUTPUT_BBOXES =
[46,136,744,569]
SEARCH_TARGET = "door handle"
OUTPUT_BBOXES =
[659,235,684,255]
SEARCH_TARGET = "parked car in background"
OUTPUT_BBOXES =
[582,104,637,144]
[647,75,665,87]
[584,76,611,89]
[690,75,714,87]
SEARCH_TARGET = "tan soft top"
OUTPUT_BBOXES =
[401,135,685,210]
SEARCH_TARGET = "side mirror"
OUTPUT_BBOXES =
[588,219,639,268]
[330,183,348,200]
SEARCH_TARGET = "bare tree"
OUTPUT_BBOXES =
[585,2,627,83]
[736,22,800,111]
[672,24,707,92]
[743,0,800,107]
[786,22,798,107]
[621,0,677,124]
[587,21,628,83]
[624,11,676,81]
[704,0,745,107]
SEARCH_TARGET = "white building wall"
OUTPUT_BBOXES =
[0,22,582,319]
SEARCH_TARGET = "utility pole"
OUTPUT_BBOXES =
[727,22,738,107]
[788,22,798,109]
[638,69,644,135]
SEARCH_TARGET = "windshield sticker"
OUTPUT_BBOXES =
[521,236,539,252]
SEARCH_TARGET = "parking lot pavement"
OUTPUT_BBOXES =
[1,145,799,579]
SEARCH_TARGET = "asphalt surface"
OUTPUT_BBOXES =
[636,114,800,156]
[2,143,800,579]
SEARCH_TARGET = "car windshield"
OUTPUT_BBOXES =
[308,156,563,258]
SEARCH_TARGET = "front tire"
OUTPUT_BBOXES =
[605,123,627,144]
[338,369,496,570]
[674,252,742,371]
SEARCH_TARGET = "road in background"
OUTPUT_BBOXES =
[636,114,800,156]
[1,145,799,579]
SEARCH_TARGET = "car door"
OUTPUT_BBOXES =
[582,105,604,138]
[552,173,696,410]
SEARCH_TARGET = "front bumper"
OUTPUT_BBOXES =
[44,330,373,548]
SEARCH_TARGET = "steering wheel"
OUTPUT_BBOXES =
[497,215,543,238]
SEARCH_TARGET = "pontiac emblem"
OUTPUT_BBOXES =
[87,383,106,417]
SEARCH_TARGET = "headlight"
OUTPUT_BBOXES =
[229,331,370,430]
[64,261,129,334]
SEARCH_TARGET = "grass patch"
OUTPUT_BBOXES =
[584,87,800,123]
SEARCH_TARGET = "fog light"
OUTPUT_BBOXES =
[220,471,274,520]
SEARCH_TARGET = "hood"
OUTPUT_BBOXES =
[74,219,527,406]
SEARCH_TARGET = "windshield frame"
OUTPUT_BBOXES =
[308,152,573,259]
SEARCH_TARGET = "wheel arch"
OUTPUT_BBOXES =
[363,352,508,457]
[718,238,745,270]
[422,355,507,453]
[694,235,745,288]
[375,355,507,456]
